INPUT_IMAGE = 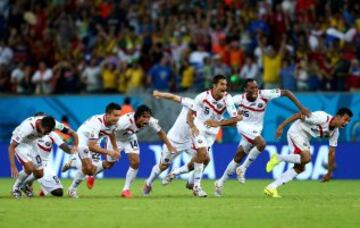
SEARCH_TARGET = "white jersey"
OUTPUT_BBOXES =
[36,132,65,161]
[11,116,66,145]
[115,112,161,141]
[233,89,281,131]
[289,111,339,147]
[192,90,238,135]
[77,114,117,147]
[167,97,194,143]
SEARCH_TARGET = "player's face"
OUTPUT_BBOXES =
[39,125,52,135]
[245,81,259,99]
[337,114,351,128]
[213,79,227,98]
[136,112,151,128]
[107,109,122,125]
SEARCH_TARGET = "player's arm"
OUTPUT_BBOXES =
[157,129,176,154]
[109,131,120,158]
[59,143,72,154]
[204,116,242,128]
[281,89,311,117]
[55,121,79,153]
[187,109,199,137]
[322,147,336,182]
[276,112,305,138]
[88,139,119,159]
[8,141,19,177]
[153,90,181,103]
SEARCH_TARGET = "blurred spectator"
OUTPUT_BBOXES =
[81,59,102,93]
[32,61,53,95]
[120,97,134,115]
[179,59,195,91]
[124,61,144,92]
[348,59,360,91]
[280,58,296,90]
[147,56,173,91]
[101,60,118,93]
[239,55,259,80]
[295,59,310,91]
[10,61,26,93]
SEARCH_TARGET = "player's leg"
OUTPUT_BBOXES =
[122,152,140,198]
[236,135,266,183]
[38,169,64,197]
[192,146,209,197]
[186,151,210,190]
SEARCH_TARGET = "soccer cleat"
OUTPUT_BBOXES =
[20,184,34,197]
[185,181,194,190]
[68,188,79,199]
[11,189,22,199]
[121,190,132,198]
[214,181,223,197]
[264,187,282,198]
[193,186,208,197]
[143,182,152,196]
[162,173,175,185]
[266,154,280,173]
[61,159,74,173]
[235,167,246,184]
[87,176,95,190]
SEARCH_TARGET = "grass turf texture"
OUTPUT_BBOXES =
[0,179,360,227]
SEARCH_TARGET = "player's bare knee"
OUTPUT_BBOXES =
[159,163,169,171]
[234,149,245,163]
[187,162,194,171]
[103,161,114,170]
[51,188,63,197]
[24,163,34,174]
[204,156,210,166]
[33,170,44,179]
[301,152,311,164]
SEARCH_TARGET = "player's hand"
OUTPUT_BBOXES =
[168,144,177,154]
[321,173,332,182]
[204,119,219,128]
[11,166,19,178]
[71,145,78,154]
[109,150,120,160]
[275,127,283,139]
[191,126,200,137]
[153,90,161,99]
[300,107,311,118]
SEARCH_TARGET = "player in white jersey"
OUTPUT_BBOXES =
[186,74,241,197]
[143,90,198,195]
[9,115,78,198]
[264,108,353,198]
[215,79,310,196]
[67,103,121,198]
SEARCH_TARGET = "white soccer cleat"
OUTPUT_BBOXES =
[193,186,208,197]
[235,167,246,184]
[68,188,79,199]
[162,173,175,185]
[214,180,223,197]
[11,189,22,199]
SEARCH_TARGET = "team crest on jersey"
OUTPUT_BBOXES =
[45,142,51,147]
[258,103,264,108]
[216,103,223,109]
[198,139,203,144]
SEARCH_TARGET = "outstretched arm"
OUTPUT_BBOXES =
[322,147,336,182]
[276,113,304,138]
[8,141,19,178]
[153,90,181,103]
[281,89,311,117]
[204,115,242,128]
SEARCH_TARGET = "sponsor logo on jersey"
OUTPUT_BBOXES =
[216,103,223,109]
[198,139,203,144]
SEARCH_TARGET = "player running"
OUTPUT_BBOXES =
[9,114,78,199]
[264,108,353,198]
[67,103,121,198]
[112,104,176,198]
[214,79,310,196]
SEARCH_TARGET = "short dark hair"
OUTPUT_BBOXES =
[244,79,256,88]
[41,116,56,130]
[134,105,152,120]
[34,112,46,116]
[212,74,227,84]
[105,102,121,114]
[336,107,353,117]
[124,97,131,105]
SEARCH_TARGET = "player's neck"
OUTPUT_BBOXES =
[245,93,257,102]
[35,120,42,133]
[329,117,336,129]
[211,89,222,100]
[103,115,111,126]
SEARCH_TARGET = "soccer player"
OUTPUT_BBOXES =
[186,74,240,197]
[9,115,78,198]
[143,90,196,195]
[67,103,121,198]
[264,108,353,198]
[214,79,310,196]
[112,104,176,198]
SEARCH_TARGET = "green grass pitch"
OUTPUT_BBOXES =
[1,179,360,227]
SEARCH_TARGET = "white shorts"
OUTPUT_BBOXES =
[105,136,140,162]
[15,143,44,170]
[191,131,216,149]
[160,140,195,165]
[287,129,310,154]
[237,122,262,144]
[38,164,63,195]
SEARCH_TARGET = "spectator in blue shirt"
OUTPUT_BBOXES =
[147,56,173,90]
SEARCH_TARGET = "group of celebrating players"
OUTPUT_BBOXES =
[8,75,353,199]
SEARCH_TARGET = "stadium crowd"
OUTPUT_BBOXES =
[0,0,360,95]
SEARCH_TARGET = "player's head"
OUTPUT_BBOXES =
[212,74,227,98]
[134,105,152,128]
[334,107,353,128]
[244,79,259,99]
[39,116,56,135]
[105,102,122,125]
[34,112,46,117]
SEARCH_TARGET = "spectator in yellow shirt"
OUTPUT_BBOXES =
[180,59,195,91]
[101,61,118,93]
[125,61,144,92]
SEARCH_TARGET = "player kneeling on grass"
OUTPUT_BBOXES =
[8,114,78,199]
[264,108,353,198]
[112,104,176,198]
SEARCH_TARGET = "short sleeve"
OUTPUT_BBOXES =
[149,117,162,133]
[303,112,327,125]
[225,94,238,118]
[192,93,204,112]
[259,89,281,101]
[55,120,65,131]
[329,129,339,147]
[232,94,243,105]
[11,123,33,144]
[180,97,195,110]
[49,132,65,146]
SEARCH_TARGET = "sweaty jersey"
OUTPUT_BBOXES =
[115,112,161,141]
[77,114,117,146]
[11,116,66,145]
[233,89,281,131]
[167,97,194,143]
[192,90,238,135]
[36,132,65,159]
[289,111,339,147]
